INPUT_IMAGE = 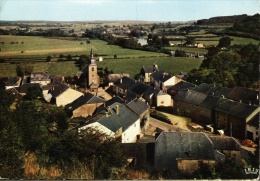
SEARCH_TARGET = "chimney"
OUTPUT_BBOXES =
[116,105,119,115]
[257,94,259,100]
[106,112,109,118]
[120,78,122,83]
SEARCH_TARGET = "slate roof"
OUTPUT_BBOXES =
[114,76,135,90]
[174,89,208,106]
[65,92,104,111]
[97,102,139,132]
[247,113,259,128]
[168,81,195,93]
[150,71,172,82]
[209,136,241,151]
[51,75,64,84]
[154,132,215,171]
[226,87,259,105]
[49,83,69,98]
[215,99,260,120]
[127,98,150,116]
[128,82,152,96]
[1,77,21,87]
[19,83,41,94]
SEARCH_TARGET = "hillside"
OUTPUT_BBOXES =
[196,14,248,25]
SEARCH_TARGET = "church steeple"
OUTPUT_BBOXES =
[89,48,96,64]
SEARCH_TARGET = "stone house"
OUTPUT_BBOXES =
[107,73,130,86]
[167,81,195,97]
[215,99,260,140]
[246,114,259,141]
[45,83,83,107]
[135,64,158,83]
[156,91,172,107]
[65,92,104,118]
[154,132,215,172]
[77,102,141,143]
[150,71,181,93]
[210,136,241,163]
[113,76,135,96]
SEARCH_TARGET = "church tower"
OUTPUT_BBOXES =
[87,48,99,92]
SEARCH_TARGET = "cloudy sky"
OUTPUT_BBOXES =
[0,0,259,21]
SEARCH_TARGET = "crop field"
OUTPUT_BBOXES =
[0,36,164,59]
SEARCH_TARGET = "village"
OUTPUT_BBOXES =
[1,47,259,174]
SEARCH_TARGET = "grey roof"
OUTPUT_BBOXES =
[97,102,139,132]
[114,76,135,90]
[128,82,152,96]
[209,136,241,151]
[215,99,260,119]
[150,71,172,82]
[168,81,195,93]
[127,99,150,116]
[155,132,215,171]
[247,113,259,128]
[49,83,69,98]
[19,83,41,94]
[174,89,208,106]
[1,77,21,86]
[65,92,104,111]
[226,87,259,105]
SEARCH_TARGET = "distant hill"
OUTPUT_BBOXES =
[196,14,248,25]
[232,14,260,36]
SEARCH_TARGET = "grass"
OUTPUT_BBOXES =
[164,46,207,54]
[98,56,202,77]
[0,36,163,59]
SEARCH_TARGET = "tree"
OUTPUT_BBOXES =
[16,65,24,76]
[46,55,52,62]
[217,36,232,48]
[186,37,195,45]
[25,86,42,100]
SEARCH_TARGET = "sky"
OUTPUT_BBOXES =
[0,0,259,22]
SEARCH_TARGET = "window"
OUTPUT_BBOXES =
[256,131,258,136]
[161,101,164,104]
[92,67,94,71]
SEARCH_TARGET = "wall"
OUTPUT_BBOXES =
[157,94,172,107]
[122,118,141,143]
[177,159,215,173]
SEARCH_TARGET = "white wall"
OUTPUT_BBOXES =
[247,124,259,141]
[157,94,172,107]
[122,118,141,143]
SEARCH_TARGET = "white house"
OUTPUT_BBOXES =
[77,102,141,143]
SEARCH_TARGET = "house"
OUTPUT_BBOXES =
[209,136,241,163]
[1,77,22,90]
[246,113,259,141]
[135,64,158,83]
[30,72,51,86]
[226,87,259,106]
[154,132,215,172]
[191,83,232,98]
[18,83,41,96]
[150,71,181,92]
[195,43,205,48]
[126,98,150,131]
[78,102,141,143]
[167,81,195,97]
[65,92,104,118]
[143,87,160,106]
[107,73,130,86]
[156,91,172,107]
[113,76,135,95]
[215,99,260,140]
[45,83,83,107]
[51,75,65,84]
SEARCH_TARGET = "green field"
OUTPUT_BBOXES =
[164,47,208,54]
[98,56,202,77]
[0,35,164,59]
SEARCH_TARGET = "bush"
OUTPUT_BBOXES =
[150,111,172,124]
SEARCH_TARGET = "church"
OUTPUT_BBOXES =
[82,48,100,92]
